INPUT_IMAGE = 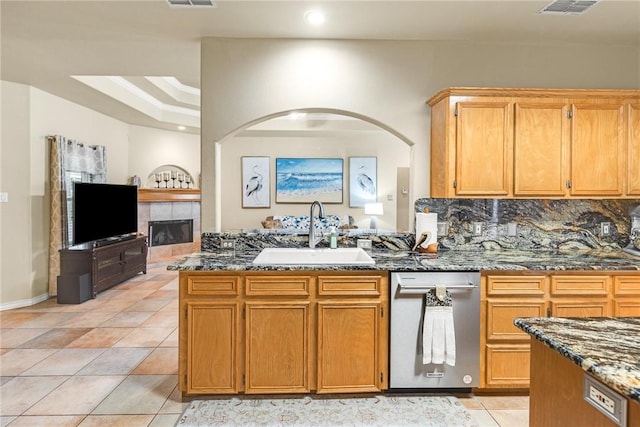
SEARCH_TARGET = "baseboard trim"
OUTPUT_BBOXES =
[0,292,51,311]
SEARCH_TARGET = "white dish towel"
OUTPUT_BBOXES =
[422,285,456,366]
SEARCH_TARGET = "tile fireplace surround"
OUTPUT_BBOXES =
[137,189,200,263]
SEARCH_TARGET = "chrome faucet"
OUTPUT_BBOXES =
[309,200,326,248]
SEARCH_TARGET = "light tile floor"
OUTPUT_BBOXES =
[1,262,529,427]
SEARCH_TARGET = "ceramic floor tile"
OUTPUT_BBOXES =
[107,290,156,302]
[467,409,500,427]
[0,328,50,348]
[21,348,105,376]
[457,394,485,410]
[92,374,177,415]
[159,328,178,347]
[3,415,85,426]
[98,311,153,328]
[149,414,181,427]
[17,328,92,349]
[132,347,178,374]
[0,376,68,415]
[0,416,15,426]
[488,409,529,427]
[58,311,116,328]
[158,385,194,414]
[77,414,154,426]
[86,300,136,313]
[16,312,79,329]
[124,298,172,312]
[139,311,177,328]
[66,327,134,348]
[114,327,174,348]
[0,377,13,386]
[477,395,529,410]
[159,300,178,312]
[144,290,177,300]
[24,375,125,415]
[77,347,152,375]
[0,312,44,328]
[0,349,56,376]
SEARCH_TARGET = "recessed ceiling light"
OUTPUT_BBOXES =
[304,10,325,26]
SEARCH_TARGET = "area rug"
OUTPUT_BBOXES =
[176,394,479,426]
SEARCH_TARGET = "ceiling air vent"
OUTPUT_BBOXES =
[538,0,600,15]
[167,0,217,7]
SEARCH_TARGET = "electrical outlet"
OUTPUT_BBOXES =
[221,239,236,250]
[601,222,611,236]
[507,222,518,236]
[357,239,372,251]
[589,385,615,415]
[472,222,483,236]
[0,192,7,203]
[437,222,449,237]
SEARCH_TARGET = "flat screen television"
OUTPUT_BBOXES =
[72,182,138,246]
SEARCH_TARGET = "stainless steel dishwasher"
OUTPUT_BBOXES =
[390,271,480,390]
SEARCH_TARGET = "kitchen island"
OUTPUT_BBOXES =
[515,317,640,427]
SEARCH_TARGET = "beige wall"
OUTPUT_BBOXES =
[128,125,200,188]
[221,130,410,231]
[0,82,200,308]
[200,38,639,232]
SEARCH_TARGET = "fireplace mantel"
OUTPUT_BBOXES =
[138,189,200,203]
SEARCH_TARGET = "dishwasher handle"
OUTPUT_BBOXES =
[397,282,477,294]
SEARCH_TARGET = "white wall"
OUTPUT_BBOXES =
[221,130,410,231]
[128,125,200,188]
[200,38,640,232]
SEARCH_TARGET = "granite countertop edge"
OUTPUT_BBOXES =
[514,317,640,403]
[167,248,640,272]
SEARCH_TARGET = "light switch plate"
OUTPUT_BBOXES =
[0,192,8,203]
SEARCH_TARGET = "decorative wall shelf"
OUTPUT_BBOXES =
[138,189,201,203]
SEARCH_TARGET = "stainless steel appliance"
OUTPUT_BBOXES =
[390,271,480,390]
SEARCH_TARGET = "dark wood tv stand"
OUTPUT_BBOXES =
[59,235,148,299]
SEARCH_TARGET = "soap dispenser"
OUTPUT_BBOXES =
[329,227,338,249]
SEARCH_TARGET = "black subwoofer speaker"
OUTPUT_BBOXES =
[56,273,91,304]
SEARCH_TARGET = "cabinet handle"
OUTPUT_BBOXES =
[566,180,572,189]
[453,180,457,189]
[546,308,551,317]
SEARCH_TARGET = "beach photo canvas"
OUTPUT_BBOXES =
[242,156,270,208]
[275,158,343,203]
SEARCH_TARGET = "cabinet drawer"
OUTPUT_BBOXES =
[486,300,546,341]
[187,275,240,296]
[318,275,382,296]
[614,300,640,317]
[550,276,610,296]
[550,300,610,317]
[487,275,546,296]
[245,275,311,297]
[613,276,640,296]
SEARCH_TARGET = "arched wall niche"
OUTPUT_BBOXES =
[215,107,414,233]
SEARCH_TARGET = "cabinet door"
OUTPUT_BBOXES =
[317,301,382,393]
[186,301,241,394]
[486,300,547,342]
[613,275,640,316]
[569,103,625,196]
[485,343,531,388]
[245,301,311,394]
[628,104,640,195]
[455,102,512,196]
[514,102,569,196]
[121,239,147,277]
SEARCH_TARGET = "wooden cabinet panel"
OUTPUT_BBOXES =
[245,275,311,297]
[628,104,640,195]
[486,275,547,296]
[614,300,640,317]
[186,302,241,394]
[514,102,569,196]
[550,300,610,317]
[245,302,311,394]
[485,344,531,387]
[317,302,381,393]
[455,102,512,195]
[550,275,610,296]
[613,275,640,316]
[317,275,382,296]
[486,300,546,341]
[613,275,640,296]
[570,103,625,196]
[187,275,240,296]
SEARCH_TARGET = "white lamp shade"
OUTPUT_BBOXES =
[364,202,383,215]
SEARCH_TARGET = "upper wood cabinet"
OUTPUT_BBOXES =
[427,88,640,198]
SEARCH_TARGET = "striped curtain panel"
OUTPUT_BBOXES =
[47,136,107,295]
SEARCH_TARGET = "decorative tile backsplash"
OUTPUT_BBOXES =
[415,198,639,251]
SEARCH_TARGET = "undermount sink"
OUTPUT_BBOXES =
[252,247,375,265]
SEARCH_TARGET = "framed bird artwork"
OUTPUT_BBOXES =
[349,156,377,207]
[241,156,270,208]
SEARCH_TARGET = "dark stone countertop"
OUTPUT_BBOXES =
[514,317,640,402]
[167,248,640,272]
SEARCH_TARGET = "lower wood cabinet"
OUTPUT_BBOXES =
[481,271,640,390]
[179,270,388,395]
